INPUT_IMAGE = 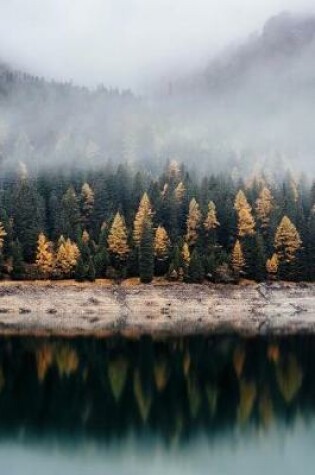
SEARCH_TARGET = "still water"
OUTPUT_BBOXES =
[0,334,314,474]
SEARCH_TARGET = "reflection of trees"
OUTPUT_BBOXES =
[276,354,303,404]
[134,370,152,423]
[259,387,274,429]
[233,346,246,378]
[108,357,128,401]
[36,344,53,382]
[55,345,79,378]
[237,380,257,425]
[154,358,169,392]
[0,335,312,445]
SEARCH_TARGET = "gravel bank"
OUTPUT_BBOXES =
[0,281,313,337]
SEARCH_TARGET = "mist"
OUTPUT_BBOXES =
[0,0,314,90]
[0,4,315,177]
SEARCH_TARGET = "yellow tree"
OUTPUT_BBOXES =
[185,198,201,246]
[108,212,130,260]
[36,233,54,277]
[0,222,7,249]
[55,237,80,276]
[274,216,302,263]
[182,242,190,267]
[204,201,220,232]
[255,186,274,229]
[174,182,186,202]
[154,225,170,261]
[266,253,279,277]
[231,239,246,275]
[133,192,153,246]
[234,190,255,237]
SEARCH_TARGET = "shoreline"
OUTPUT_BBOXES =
[0,280,314,337]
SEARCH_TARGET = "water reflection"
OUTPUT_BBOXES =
[0,335,312,445]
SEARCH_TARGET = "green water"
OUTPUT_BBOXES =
[0,335,314,474]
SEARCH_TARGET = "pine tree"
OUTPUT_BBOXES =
[86,257,96,282]
[188,250,204,283]
[185,198,201,246]
[274,216,302,263]
[11,239,25,280]
[139,218,154,283]
[60,186,81,240]
[36,233,54,277]
[107,212,130,261]
[93,222,109,278]
[133,192,153,246]
[234,190,255,237]
[255,187,274,229]
[12,175,45,262]
[231,240,246,277]
[75,256,86,282]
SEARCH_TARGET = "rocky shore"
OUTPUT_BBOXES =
[0,281,313,337]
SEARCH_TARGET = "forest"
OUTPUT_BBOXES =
[0,160,314,283]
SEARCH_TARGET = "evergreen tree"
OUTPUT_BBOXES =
[60,186,81,240]
[86,257,96,282]
[75,256,86,282]
[188,250,204,283]
[12,176,45,262]
[139,219,154,283]
[11,239,25,280]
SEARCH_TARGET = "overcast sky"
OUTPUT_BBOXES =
[0,0,314,91]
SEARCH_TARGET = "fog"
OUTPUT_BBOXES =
[0,0,314,90]
[0,4,315,176]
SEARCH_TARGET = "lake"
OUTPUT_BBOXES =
[0,334,314,474]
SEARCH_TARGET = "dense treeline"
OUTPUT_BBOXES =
[0,335,312,443]
[0,160,314,283]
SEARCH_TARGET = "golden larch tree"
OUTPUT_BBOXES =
[204,201,220,231]
[274,216,302,263]
[185,198,201,246]
[55,237,80,276]
[182,242,190,266]
[266,253,279,276]
[255,187,274,228]
[234,190,255,237]
[231,239,246,274]
[36,233,54,277]
[133,192,153,246]
[174,182,186,202]
[154,225,170,261]
[108,212,130,260]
